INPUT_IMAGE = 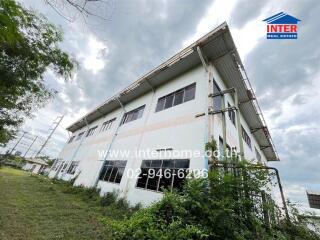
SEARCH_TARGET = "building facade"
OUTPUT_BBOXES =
[49,23,279,206]
[22,158,49,174]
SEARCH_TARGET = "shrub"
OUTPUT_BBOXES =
[100,192,117,207]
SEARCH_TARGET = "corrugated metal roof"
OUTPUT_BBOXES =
[66,22,279,161]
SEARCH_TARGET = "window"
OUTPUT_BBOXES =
[184,83,196,102]
[76,131,85,141]
[213,81,222,111]
[68,136,75,143]
[51,160,58,170]
[155,83,196,112]
[228,103,236,127]
[60,162,68,173]
[136,159,190,192]
[255,147,261,163]
[241,125,251,149]
[99,160,127,184]
[53,161,62,171]
[155,97,165,112]
[67,161,79,174]
[100,118,116,132]
[121,105,145,125]
[86,126,98,137]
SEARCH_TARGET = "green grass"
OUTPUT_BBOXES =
[0,167,122,240]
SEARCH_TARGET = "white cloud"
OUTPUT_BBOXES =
[182,0,237,48]
[82,35,109,74]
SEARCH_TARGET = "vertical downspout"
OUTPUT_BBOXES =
[93,96,126,188]
[197,46,212,170]
[57,117,89,179]
[123,80,156,196]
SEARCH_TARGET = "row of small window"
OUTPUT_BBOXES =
[52,161,79,175]
[68,83,197,144]
[99,159,190,193]
[68,118,116,143]
[155,83,196,112]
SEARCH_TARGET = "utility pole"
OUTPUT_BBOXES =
[9,131,26,154]
[35,115,64,158]
[23,136,38,158]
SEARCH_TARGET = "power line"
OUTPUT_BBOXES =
[23,136,38,158]
[35,115,64,157]
[9,131,26,154]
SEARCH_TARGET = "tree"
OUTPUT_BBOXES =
[0,0,75,146]
[45,0,116,22]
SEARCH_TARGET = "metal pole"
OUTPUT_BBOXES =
[271,167,290,221]
[9,132,26,154]
[196,46,212,170]
[216,162,290,222]
[234,89,244,160]
[35,116,64,157]
[23,136,38,158]
[221,94,227,159]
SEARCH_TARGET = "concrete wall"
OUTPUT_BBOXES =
[50,63,268,206]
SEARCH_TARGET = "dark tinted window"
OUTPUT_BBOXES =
[228,103,236,127]
[86,126,98,137]
[155,97,165,112]
[99,160,127,184]
[155,83,196,112]
[184,83,196,102]
[136,159,190,192]
[100,118,116,132]
[164,94,174,109]
[121,105,145,125]
[173,90,184,106]
[241,126,252,149]
[213,81,222,111]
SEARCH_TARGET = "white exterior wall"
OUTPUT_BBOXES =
[50,63,268,206]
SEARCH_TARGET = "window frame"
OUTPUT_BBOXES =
[86,126,98,137]
[76,131,85,141]
[100,118,116,132]
[99,160,127,184]
[227,102,236,127]
[241,125,252,149]
[155,83,196,113]
[67,161,79,174]
[121,105,145,125]
[213,81,222,112]
[136,159,190,193]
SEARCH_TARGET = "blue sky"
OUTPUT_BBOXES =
[3,0,320,212]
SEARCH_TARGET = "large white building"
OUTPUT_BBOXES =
[49,23,279,206]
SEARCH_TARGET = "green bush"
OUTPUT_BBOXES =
[100,191,117,207]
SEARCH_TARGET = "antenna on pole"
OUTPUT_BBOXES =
[35,115,64,158]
